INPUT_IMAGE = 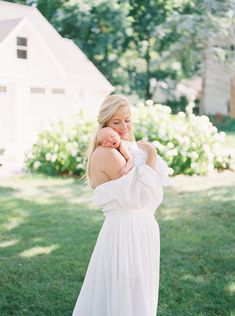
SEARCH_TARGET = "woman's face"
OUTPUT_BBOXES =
[107,105,132,140]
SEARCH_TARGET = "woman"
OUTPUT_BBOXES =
[72,95,169,316]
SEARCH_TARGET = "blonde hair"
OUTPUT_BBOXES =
[85,94,135,187]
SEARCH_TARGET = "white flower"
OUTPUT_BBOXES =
[213,142,220,151]
[146,100,153,106]
[42,139,48,145]
[219,132,226,141]
[163,106,172,114]
[33,161,41,169]
[208,153,214,162]
[46,153,52,161]
[54,144,59,152]
[191,162,198,169]
[167,142,174,149]
[216,156,223,163]
[62,136,68,142]
[211,126,218,133]
[202,144,210,153]
[191,151,199,160]
[152,141,164,151]
[71,151,77,157]
[183,136,190,147]
[166,149,178,157]
[177,111,185,119]
[201,115,210,123]
[51,154,57,162]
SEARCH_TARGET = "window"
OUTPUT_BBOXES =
[17,49,27,59]
[0,86,7,93]
[52,88,65,94]
[30,87,45,94]
[16,36,28,59]
[17,36,27,46]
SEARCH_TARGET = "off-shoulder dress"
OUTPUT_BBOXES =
[72,142,170,316]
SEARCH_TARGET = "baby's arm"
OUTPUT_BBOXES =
[119,141,134,176]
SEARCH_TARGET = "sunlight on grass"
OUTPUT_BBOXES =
[0,239,19,248]
[160,207,181,221]
[19,244,59,258]
[182,274,207,284]
[171,170,235,192]
[0,172,234,315]
[6,179,92,205]
[32,237,43,242]
[4,217,25,231]
[226,281,235,294]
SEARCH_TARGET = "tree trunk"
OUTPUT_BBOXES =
[200,46,209,115]
[145,39,151,100]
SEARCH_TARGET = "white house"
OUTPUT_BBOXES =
[0,0,114,166]
[200,45,235,119]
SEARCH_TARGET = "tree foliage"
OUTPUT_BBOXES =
[10,0,235,101]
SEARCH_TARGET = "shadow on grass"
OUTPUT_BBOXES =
[0,181,102,316]
[157,184,235,316]
[0,178,234,315]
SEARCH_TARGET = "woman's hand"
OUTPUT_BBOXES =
[137,140,157,170]
[137,140,157,155]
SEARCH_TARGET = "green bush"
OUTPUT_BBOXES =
[166,95,188,114]
[208,113,235,132]
[25,111,95,176]
[132,101,232,175]
[25,103,233,177]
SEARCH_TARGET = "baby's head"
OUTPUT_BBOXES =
[97,127,121,148]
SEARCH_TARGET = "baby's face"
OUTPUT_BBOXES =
[101,130,121,148]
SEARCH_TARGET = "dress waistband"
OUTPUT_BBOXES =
[103,208,154,217]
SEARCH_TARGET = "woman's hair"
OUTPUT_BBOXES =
[85,94,135,187]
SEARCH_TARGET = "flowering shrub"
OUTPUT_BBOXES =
[25,102,232,177]
[132,101,232,175]
[25,111,95,176]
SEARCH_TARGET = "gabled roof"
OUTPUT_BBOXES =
[0,18,23,42]
[0,0,114,90]
[62,39,111,88]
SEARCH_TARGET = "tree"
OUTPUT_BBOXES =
[158,0,235,110]
[9,0,235,103]
[54,0,131,88]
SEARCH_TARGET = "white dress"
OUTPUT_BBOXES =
[72,142,170,316]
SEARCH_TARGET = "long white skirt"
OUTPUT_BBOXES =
[72,210,160,316]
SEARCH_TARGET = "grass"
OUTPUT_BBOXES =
[0,171,234,316]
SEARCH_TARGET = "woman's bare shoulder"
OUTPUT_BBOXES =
[92,146,126,166]
[91,146,126,182]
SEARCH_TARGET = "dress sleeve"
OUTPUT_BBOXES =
[111,164,163,209]
[156,155,171,186]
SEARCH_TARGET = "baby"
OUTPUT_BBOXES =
[97,127,133,176]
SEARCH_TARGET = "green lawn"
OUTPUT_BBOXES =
[0,171,234,316]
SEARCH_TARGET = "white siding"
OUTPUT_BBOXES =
[0,83,15,146]
[204,59,230,115]
[0,20,66,80]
